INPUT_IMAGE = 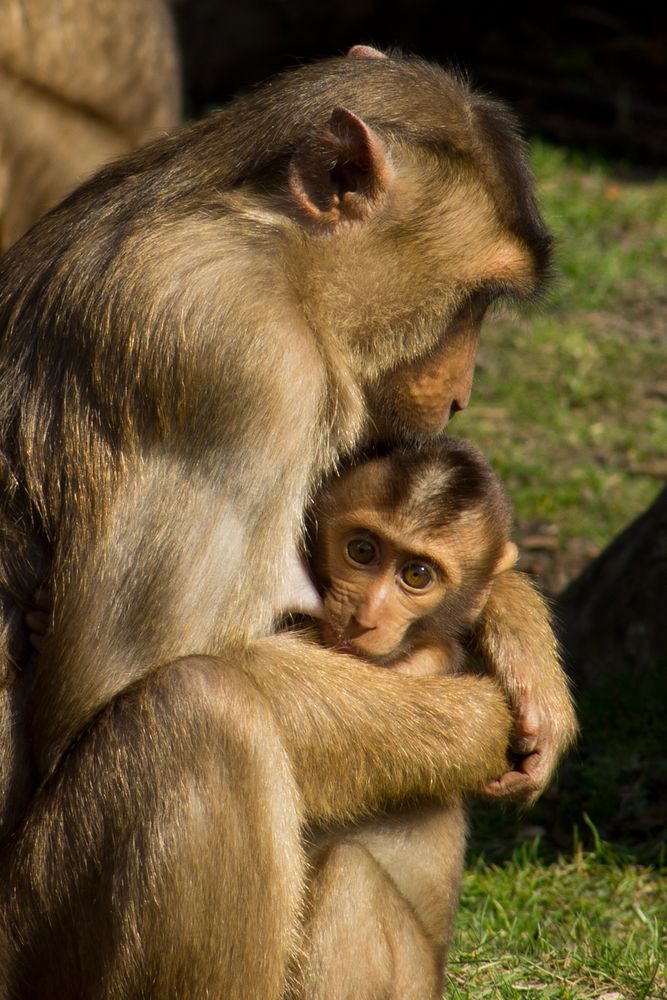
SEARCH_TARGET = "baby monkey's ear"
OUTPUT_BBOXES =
[467,542,519,622]
[494,541,519,576]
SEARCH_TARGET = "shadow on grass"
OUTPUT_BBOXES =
[468,667,667,866]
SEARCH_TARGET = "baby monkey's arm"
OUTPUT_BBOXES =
[472,570,577,804]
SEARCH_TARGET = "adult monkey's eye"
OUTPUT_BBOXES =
[346,538,377,565]
[400,562,433,590]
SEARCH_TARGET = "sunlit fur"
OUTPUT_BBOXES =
[0,47,564,998]
[299,439,576,998]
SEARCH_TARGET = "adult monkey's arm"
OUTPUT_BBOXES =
[248,634,512,824]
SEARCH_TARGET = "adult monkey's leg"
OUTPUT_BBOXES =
[295,841,440,1000]
[1,634,510,998]
[0,656,304,1000]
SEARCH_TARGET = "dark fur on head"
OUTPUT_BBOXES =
[384,437,511,541]
[341,436,512,563]
[384,438,514,637]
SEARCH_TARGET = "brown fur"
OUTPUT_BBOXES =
[297,441,576,997]
[311,439,516,649]
[0,49,553,997]
[0,0,181,250]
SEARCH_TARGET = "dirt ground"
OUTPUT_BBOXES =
[513,523,596,597]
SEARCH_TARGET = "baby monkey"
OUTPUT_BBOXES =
[311,438,518,678]
[299,439,566,998]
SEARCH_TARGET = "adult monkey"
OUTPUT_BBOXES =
[0,46,558,998]
[0,0,180,250]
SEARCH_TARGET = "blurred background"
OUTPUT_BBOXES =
[174,1,667,163]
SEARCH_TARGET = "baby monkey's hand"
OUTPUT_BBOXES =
[482,686,561,805]
[25,587,50,652]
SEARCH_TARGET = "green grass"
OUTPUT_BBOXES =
[454,665,667,999]
[554,671,667,859]
[468,668,667,867]
[446,143,667,997]
[447,838,666,999]
[453,140,667,555]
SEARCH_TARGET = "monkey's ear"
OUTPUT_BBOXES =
[288,107,393,226]
[494,542,519,576]
[346,45,387,60]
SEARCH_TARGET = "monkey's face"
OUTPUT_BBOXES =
[363,292,487,440]
[358,167,541,439]
[315,512,463,661]
[292,146,540,442]
[310,452,520,661]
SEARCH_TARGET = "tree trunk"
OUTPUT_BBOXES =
[558,486,667,688]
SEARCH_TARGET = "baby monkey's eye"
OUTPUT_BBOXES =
[400,562,434,590]
[346,538,378,565]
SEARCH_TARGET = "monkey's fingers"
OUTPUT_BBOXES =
[482,769,538,803]
[33,587,50,611]
[511,731,539,756]
[482,747,552,804]
[28,632,45,653]
[25,609,49,636]
[509,686,540,755]
[25,607,49,654]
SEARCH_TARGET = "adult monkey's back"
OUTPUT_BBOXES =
[0,47,551,998]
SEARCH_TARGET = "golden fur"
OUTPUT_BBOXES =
[0,0,180,250]
[0,48,562,998]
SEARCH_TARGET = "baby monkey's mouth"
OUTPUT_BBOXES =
[320,620,365,656]
[319,619,399,663]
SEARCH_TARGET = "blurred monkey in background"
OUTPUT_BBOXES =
[0,0,180,250]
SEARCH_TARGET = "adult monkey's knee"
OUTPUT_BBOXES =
[1,655,304,1000]
[298,841,440,1000]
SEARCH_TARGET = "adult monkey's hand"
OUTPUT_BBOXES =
[25,588,50,654]
[483,686,562,804]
